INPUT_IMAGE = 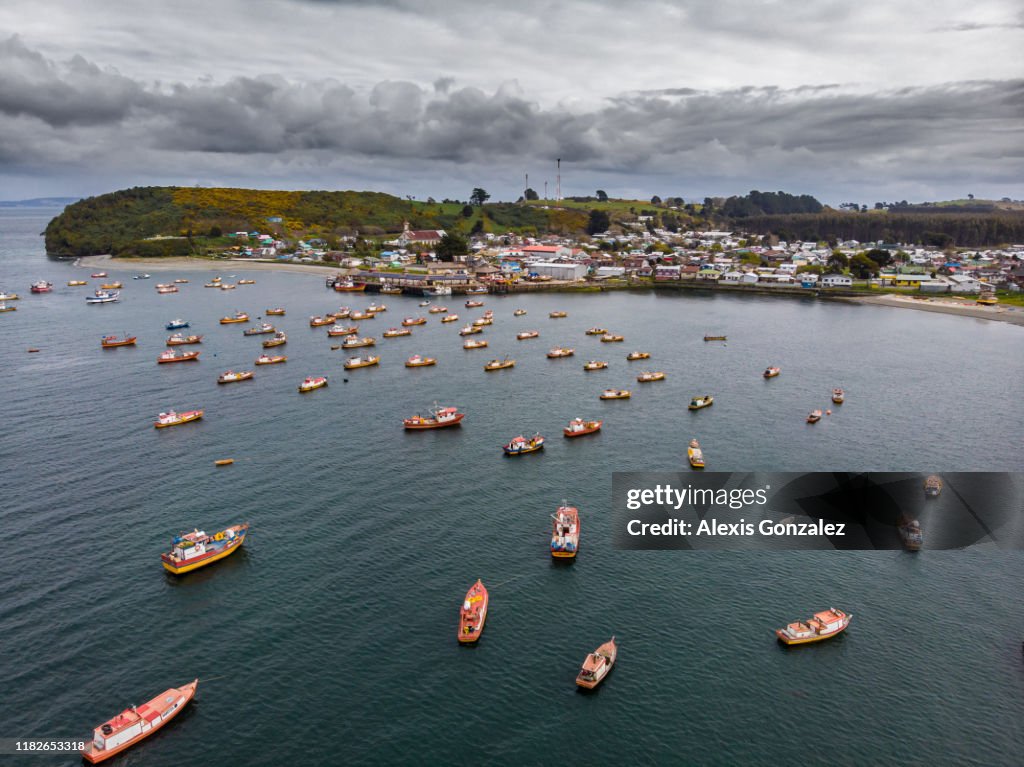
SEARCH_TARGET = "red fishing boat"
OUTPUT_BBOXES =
[458,579,489,643]
[564,418,602,438]
[550,502,580,558]
[166,333,203,345]
[157,349,200,363]
[576,637,617,689]
[80,679,198,764]
[404,404,464,429]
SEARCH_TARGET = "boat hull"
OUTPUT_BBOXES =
[101,338,136,348]
[564,423,601,438]
[161,528,248,575]
[404,413,465,429]
[154,412,203,429]
[503,443,544,455]
[776,620,849,645]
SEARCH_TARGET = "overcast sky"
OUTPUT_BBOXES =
[1,0,1022,204]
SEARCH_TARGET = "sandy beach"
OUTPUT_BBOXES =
[831,293,1024,327]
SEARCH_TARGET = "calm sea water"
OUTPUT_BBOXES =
[2,209,1024,766]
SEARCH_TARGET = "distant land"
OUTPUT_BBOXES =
[0,196,79,208]
[42,186,1024,258]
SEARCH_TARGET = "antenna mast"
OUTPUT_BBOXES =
[556,158,561,201]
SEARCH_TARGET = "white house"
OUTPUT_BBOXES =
[821,274,853,288]
[948,274,982,293]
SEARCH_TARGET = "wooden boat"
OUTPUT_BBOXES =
[31,281,53,293]
[299,376,329,392]
[458,579,489,643]
[599,389,631,400]
[154,409,203,428]
[831,388,845,404]
[380,286,403,295]
[328,324,360,337]
[776,608,851,645]
[266,308,286,316]
[601,334,624,342]
[513,309,527,316]
[161,523,249,575]
[704,334,727,341]
[503,433,544,455]
[550,311,568,318]
[441,314,459,323]
[157,349,199,364]
[687,439,705,469]
[68,279,88,286]
[263,331,287,348]
[764,366,781,378]
[428,305,448,314]
[419,300,431,307]
[637,371,666,382]
[460,325,483,336]
[807,410,822,424]
[484,357,515,371]
[155,284,178,293]
[214,458,234,466]
[585,327,607,335]
[243,322,276,335]
[899,516,924,551]
[220,283,236,290]
[551,502,580,557]
[564,418,602,438]
[402,316,427,326]
[0,291,20,300]
[517,330,540,340]
[165,318,189,330]
[204,282,221,288]
[404,403,464,429]
[344,355,380,369]
[101,335,136,348]
[100,281,123,290]
[583,360,608,371]
[86,290,120,304]
[688,395,714,410]
[174,279,188,284]
[220,312,249,324]
[217,370,255,384]
[366,303,387,313]
[310,316,333,327]
[383,327,412,338]
[331,308,352,320]
[90,272,107,278]
[80,679,198,764]
[626,351,650,360]
[238,279,256,285]
[351,310,375,321]
[405,354,436,367]
[341,336,376,349]
[976,293,998,306]
[473,317,493,326]
[465,300,485,308]
[924,475,943,497]
[463,339,489,349]
[209,276,221,283]
[0,302,15,312]
[547,348,575,358]
[255,354,287,365]
[332,278,366,292]
[576,637,617,689]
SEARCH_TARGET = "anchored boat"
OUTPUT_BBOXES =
[599,389,631,400]
[161,523,249,574]
[344,355,380,369]
[583,361,608,371]
[637,371,665,382]
[217,370,254,384]
[899,517,924,551]
[166,318,190,330]
[764,366,781,378]
[688,395,714,411]
[517,330,540,340]
[255,353,287,365]
[832,388,845,404]
[924,475,943,497]
[157,349,200,364]
[220,311,249,324]
[548,348,574,358]
[101,335,136,348]
[263,331,287,348]
[807,410,822,424]
[86,290,120,304]
[551,502,581,557]
[564,418,602,438]
[458,579,489,643]
[601,333,624,343]
[243,322,275,336]
[463,339,489,349]
[405,354,436,367]
[404,403,464,429]
[776,608,851,646]
[154,409,203,428]
[299,376,329,392]
[503,433,544,455]
[167,333,202,345]
[484,356,515,371]
[687,439,705,469]
[626,351,650,361]
[576,637,617,689]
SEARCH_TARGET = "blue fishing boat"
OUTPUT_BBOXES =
[166,318,190,330]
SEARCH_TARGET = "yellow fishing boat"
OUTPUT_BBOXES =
[344,355,380,369]
[484,356,515,371]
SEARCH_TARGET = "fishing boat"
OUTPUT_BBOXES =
[86,290,120,304]
[428,305,448,314]
[266,308,286,316]
[405,355,437,367]
[458,579,489,643]
[688,395,714,410]
[255,353,287,365]
[807,410,822,424]
[637,371,666,382]
[217,370,255,384]
[471,318,491,328]
[342,336,376,349]
[551,502,581,557]
[550,310,568,318]
[441,314,460,323]
[463,339,489,349]
[831,388,845,404]
[90,272,107,278]
[419,300,431,307]
[564,418,602,438]
[238,279,256,285]
[583,360,608,371]
[513,309,527,316]
[299,376,329,392]
[154,409,203,428]
[517,330,540,340]
[424,285,452,297]
[332,278,367,292]
[366,302,387,313]
[220,311,249,324]
[161,523,249,575]
[776,608,851,646]
[263,331,287,348]
[68,279,88,286]
[899,516,924,551]
[204,281,221,288]
[101,334,136,348]
[331,308,352,320]
[328,324,360,337]
[576,637,617,689]
[0,291,20,300]
[220,283,236,290]
[460,325,483,336]
[210,276,222,283]
[100,281,124,290]
[764,366,781,378]
[0,302,14,312]
[585,328,608,337]
[344,355,380,369]
[601,334,624,342]
[132,274,151,280]
[687,439,705,469]
[976,293,998,306]
[503,433,544,455]
[467,285,488,294]
[404,403,465,429]
[243,322,276,335]
[484,356,515,371]
[704,334,727,341]
[173,278,187,283]
[166,333,202,345]
[383,327,412,338]
[381,284,403,295]
[402,316,427,327]
[626,351,650,361]
[157,349,200,364]
[156,284,178,294]
[310,316,333,327]
[924,475,943,497]
[80,679,198,764]
[166,319,189,330]
[548,348,575,358]
[599,389,631,400]
[349,310,374,321]
[465,300,484,308]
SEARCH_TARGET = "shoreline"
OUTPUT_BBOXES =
[74,255,1024,327]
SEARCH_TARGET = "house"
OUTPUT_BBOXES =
[821,274,853,288]
[947,274,982,293]
[528,262,588,281]
[522,244,572,260]
[696,266,721,281]
[654,265,682,281]
[398,221,446,247]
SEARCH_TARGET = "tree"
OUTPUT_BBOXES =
[586,209,611,235]
[864,248,892,268]
[849,253,879,278]
[470,188,490,207]
[470,219,484,235]
[651,195,662,205]
[827,252,849,272]
[596,190,608,202]
[435,232,468,260]
[207,225,222,238]
[524,188,538,201]
[461,205,474,218]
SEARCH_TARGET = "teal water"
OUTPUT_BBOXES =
[2,209,1024,766]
